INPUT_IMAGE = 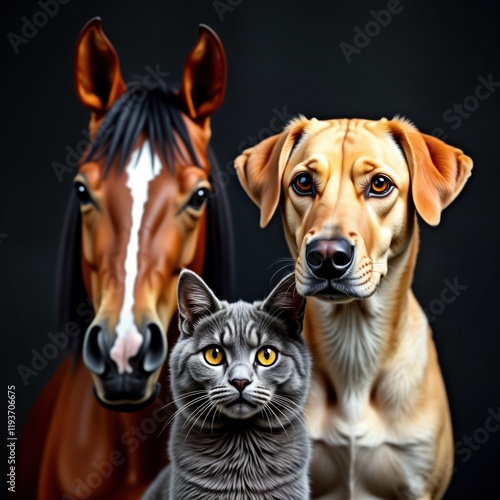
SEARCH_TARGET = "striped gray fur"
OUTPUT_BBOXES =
[143,271,311,500]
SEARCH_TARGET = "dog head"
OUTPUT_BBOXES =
[235,117,472,302]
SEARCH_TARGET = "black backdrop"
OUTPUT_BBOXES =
[1,0,499,498]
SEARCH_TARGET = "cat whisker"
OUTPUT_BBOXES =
[184,401,214,440]
[157,390,207,411]
[273,395,311,424]
[264,404,290,440]
[159,394,209,437]
[269,263,295,286]
[272,399,309,431]
[211,407,221,434]
[268,256,295,266]
[182,399,211,431]
[252,396,271,404]
[268,401,296,433]
[200,403,216,433]
[267,257,295,273]
[260,405,273,434]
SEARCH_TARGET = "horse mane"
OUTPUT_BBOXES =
[55,79,234,359]
[85,80,200,172]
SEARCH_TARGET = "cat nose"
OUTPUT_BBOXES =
[230,379,251,392]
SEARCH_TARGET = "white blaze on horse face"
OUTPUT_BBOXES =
[110,142,162,374]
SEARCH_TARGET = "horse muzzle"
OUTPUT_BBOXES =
[83,322,166,411]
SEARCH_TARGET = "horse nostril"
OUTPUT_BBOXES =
[141,323,167,373]
[230,379,251,392]
[83,325,107,375]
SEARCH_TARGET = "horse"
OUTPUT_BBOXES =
[18,18,231,499]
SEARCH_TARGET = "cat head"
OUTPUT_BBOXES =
[170,270,310,425]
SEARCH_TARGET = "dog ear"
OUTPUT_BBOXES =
[388,119,473,226]
[178,25,227,130]
[75,18,127,120]
[234,117,309,227]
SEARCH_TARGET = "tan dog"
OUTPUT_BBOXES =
[235,117,472,499]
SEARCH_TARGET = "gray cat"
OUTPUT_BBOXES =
[143,270,311,500]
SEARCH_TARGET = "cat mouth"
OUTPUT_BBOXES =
[227,396,256,408]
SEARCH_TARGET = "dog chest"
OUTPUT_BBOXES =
[310,438,432,499]
[307,396,434,499]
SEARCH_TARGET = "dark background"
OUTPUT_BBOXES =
[1,0,499,498]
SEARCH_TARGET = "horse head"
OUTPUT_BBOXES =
[71,18,227,409]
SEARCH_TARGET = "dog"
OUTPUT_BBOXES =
[235,116,472,499]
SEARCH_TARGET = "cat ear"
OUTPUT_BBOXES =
[177,270,221,334]
[261,273,306,337]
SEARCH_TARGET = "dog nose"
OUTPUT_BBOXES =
[306,238,354,280]
[230,379,251,392]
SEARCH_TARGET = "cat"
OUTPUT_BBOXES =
[143,270,312,500]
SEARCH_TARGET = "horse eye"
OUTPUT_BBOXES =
[187,187,209,210]
[369,175,394,197]
[292,172,315,196]
[74,181,93,205]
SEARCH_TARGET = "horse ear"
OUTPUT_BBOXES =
[178,24,227,128]
[177,270,221,335]
[234,117,309,228]
[261,274,306,338]
[387,119,473,226]
[74,17,126,119]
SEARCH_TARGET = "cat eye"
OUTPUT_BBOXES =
[368,175,394,197]
[256,347,278,367]
[204,345,225,366]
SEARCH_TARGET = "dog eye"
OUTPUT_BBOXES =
[74,181,93,205]
[292,172,315,196]
[204,345,225,366]
[187,187,209,210]
[369,175,394,197]
[256,347,278,367]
